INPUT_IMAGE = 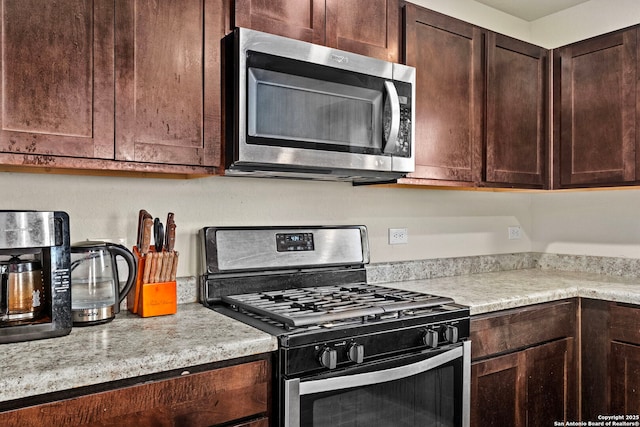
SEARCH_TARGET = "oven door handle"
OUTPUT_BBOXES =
[297,342,466,396]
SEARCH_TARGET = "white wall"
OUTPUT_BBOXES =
[2,172,533,277]
[531,189,640,258]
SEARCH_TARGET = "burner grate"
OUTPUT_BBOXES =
[222,284,455,328]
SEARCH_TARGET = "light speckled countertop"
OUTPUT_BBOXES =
[1,304,277,404]
[2,268,640,405]
[379,269,640,315]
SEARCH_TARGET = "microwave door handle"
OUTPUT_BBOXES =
[383,81,401,154]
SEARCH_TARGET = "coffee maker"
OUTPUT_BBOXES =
[0,211,72,344]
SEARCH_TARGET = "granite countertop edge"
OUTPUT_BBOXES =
[1,304,278,404]
[3,268,640,404]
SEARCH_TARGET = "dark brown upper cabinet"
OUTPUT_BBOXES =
[234,0,326,45]
[115,0,223,169]
[553,28,637,188]
[401,5,483,186]
[0,0,115,161]
[399,4,548,189]
[486,33,547,188]
[232,0,400,62]
[325,0,399,62]
[0,0,224,175]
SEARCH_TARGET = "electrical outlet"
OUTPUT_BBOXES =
[389,228,408,245]
[508,226,522,240]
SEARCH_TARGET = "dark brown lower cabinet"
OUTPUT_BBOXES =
[582,299,640,417]
[527,338,575,426]
[596,300,640,416]
[470,300,578,427]
[0,358,270,427]
[471,351,525,426]
[610,342,640,414]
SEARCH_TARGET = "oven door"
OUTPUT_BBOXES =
[284,340,471,427]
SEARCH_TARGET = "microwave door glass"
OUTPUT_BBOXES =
[248,68,383,154]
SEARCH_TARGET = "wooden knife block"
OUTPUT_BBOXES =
[128,246,177,317]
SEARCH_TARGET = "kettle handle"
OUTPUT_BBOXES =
[106,243,137,307]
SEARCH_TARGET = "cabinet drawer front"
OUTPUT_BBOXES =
[610,303,640,345]
[0,359,270,427]
[470,300,576,359]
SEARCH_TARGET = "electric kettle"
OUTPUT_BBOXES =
[70,241,136,326]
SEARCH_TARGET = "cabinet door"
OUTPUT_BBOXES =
[471,352,526,427]
[325,0,399,62]
[0,360,270,427]
[554,28,637,188]
[526,338,576,426]
[115,0,223,167]
[485,33,547,188]
[610,342,640,414]
[234,0,325,44]
[0,0,114,160]
[401,5,483,185]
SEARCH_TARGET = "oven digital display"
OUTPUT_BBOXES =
[276,233,314,252]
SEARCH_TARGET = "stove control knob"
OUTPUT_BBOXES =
[423,329,439,348]
[445,325,459,343]
[348,343,365,364]
[319,347,338,370]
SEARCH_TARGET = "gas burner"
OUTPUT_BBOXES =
[221,283,457,328]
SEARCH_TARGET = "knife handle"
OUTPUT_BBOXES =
[170,251,179,281]
[154,252,164,284]
[165,222,177,253]
[142,252,153,284]
[148,253,158,284]
[141,218,153,255]
[136,210,146,250]
[160,252,172,282]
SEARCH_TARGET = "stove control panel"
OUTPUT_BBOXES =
[283,318,469,375]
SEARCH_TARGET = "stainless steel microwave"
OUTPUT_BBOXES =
[224,28,415,183]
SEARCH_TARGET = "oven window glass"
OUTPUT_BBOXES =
[299,363,459,427]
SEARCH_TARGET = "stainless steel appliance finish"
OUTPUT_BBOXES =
[0,211,58,248]
[203,226,368,274]
[225,28,415,183]
[0,211,72,344]
[201,225,471,426]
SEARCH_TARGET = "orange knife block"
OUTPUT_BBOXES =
[128,246,177,317]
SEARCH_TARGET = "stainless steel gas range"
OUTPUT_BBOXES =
[200,225,471,427]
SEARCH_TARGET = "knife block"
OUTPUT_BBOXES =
[128,247,177,317]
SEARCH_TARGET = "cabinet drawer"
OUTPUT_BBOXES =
[610,303,640,345]
[470,299,577,359]
[0,359,270,427]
